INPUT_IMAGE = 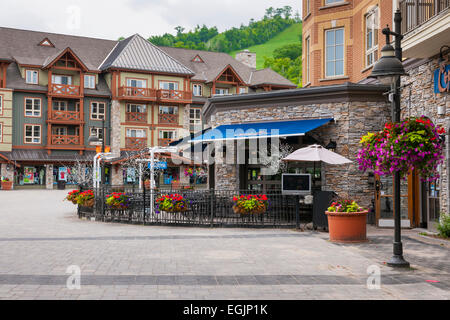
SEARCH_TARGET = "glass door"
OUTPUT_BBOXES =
[375,175,411,228]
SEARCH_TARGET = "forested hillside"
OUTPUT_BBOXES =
[146,6,302,86]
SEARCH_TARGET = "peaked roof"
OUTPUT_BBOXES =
[159,46,296,88]
[99,34,194,75]
[42,47,90,71]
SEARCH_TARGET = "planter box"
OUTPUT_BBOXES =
[325,211,368,243]
[1,181,13,190]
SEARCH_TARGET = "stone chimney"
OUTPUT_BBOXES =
[235,49,256,69]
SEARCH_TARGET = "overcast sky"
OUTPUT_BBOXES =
[3,0,302,40]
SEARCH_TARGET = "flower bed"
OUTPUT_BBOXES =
[232,195,268,215]
[357,116,445,181]
[66,190,81,205]
[106,192,130,210]
[156,194,188,213]
[77,190,95,207]
[327,200,365,213]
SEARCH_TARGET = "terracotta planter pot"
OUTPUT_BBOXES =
[325,211,368,243]
[1,181,13,190]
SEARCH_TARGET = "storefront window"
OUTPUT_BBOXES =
[15,166,46,186]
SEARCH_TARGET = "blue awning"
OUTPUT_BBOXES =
[190,118,334,142]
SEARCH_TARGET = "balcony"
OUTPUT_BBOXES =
[125,111,148,123]
[158,138,172,147]
[158,113,179,125]
[51,135,81,145]
[118,87,157,101]
[158,89,192,103]
[49,84,81,97]
[400,0,450,58]
[50,110,81,122]
[125,137,147,150]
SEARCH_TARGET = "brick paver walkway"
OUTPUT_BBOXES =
[0,190,448,300]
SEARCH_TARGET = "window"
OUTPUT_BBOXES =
[52,74,72,85]
[90,102,106,120]
[159,106,178,114]
[126,128,146,138]
[0,95,3,114]
[239,87,246,94]
[305,0,310,14]
[84,75,96,89]
[325,0,345,4]
[193,84,203,96]
[53,101,67,111]
[126,104,146,113]
[215,88,229,95]
[159,81,179,90]
[305,36,311,84]
[365,7,379,67]
[189,108,201,131]
[325,28,344,77]
[90,127,104,140]
[159,130,177,140]
[0,123,2,142]
[24,125,41,144]
[52,127,67,136]
[126,78,147,88]
[25,70,38,84]
[25,98,41,117]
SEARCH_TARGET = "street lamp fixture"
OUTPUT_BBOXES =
[369,10,410,268]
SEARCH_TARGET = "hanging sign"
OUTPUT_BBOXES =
[58,167,68,181]
[434,64,450,93]
[148,161,167,170]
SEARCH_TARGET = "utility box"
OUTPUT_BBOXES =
[313,191,336,230]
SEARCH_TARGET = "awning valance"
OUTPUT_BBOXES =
[190,118,334,142]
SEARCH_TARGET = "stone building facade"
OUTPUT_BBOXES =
[203,83,391,209]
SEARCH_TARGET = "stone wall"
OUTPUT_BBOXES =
[211,100,391,208]
[111,165,123,185]
[0,163,14,188]
[110,100,121,158]
[45,164,53,190]
[400,59,450,213]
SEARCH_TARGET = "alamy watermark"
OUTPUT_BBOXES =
[366,265,381,290]
[66,265,81,290]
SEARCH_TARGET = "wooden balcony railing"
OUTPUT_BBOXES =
[50,110,81,121]
[118,87,157,100]
[125,137,147,150]
[126,112,148,123]
[158,89,192,102]
[400,0,450,33]
[158,113,179,125]
[158,138,172,147]
[49,84,81,96]
[51,135,80,145]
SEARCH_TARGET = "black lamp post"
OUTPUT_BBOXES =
[370,10,410,268]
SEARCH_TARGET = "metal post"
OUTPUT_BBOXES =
[150,149,155,216]
[387,10,410,268]
[295,195,300,229]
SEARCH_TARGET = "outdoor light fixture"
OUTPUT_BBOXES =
[369,10,410,268]
[437,45,450,65]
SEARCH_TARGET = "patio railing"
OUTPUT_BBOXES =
[78,186,313,228]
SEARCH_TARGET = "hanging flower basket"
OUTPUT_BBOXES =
[77,190,95,208]
[65,190,81,205]
[357,116,445,181]
[232,195,268,215]
[106,192,130,210]
[156,194,189,213]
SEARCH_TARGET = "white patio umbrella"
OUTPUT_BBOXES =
[282,144,352,188]
[282,144,352,165]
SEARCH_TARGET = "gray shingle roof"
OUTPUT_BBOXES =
[1,150,96,162]
[99,34,194,75]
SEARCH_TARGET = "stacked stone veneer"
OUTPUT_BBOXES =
[400,58,450,213]
[110,100,123,185]
[0,164,14,188]
[210,100,391,209]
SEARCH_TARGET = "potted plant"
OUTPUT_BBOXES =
[65,190,81,205]
[232,195,268,215]
[325,200,368,243]
[155,194,188,213]
[106,192,130,210]
[77,190,95,208]
[1,177,13,190]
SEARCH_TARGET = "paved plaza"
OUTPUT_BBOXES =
[0,190,448,300]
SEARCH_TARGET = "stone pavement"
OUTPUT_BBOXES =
[0,190,448,300]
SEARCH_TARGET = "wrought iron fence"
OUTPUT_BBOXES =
[77,186,313,228]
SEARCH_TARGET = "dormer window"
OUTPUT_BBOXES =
[38,38,54,47]
[192,55,204,63]
[25,70,39,84]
